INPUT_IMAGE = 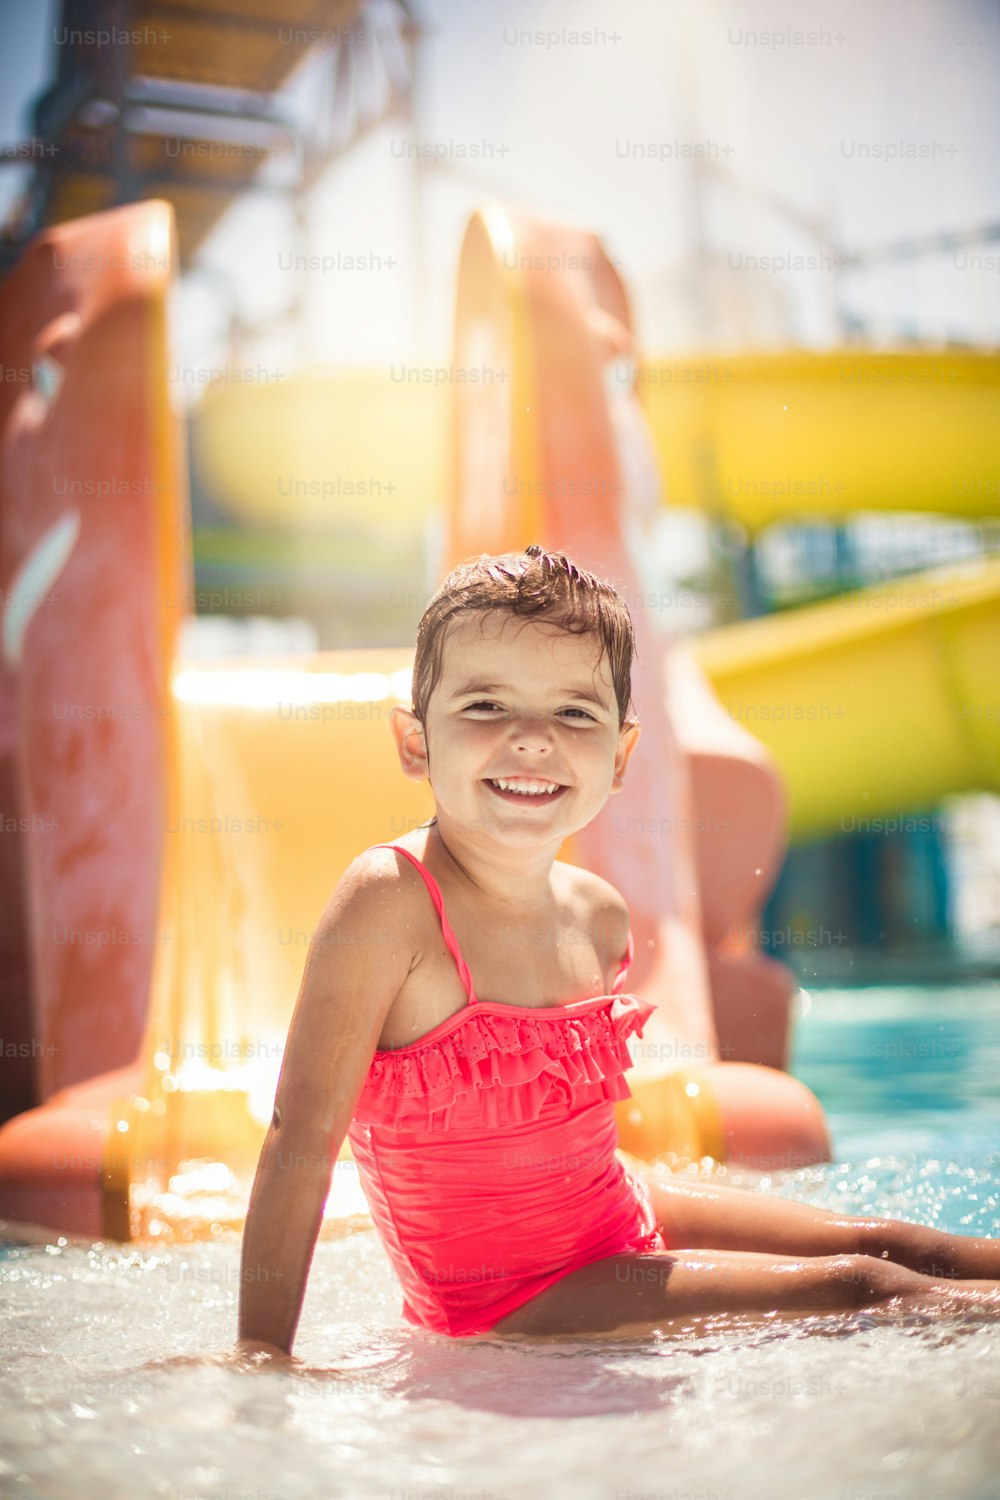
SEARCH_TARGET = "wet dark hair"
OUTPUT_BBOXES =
[410,544,637,731]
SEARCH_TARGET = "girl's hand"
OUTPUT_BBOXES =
[231,1338,297,1370]
[230,1340,345,1377]
[134,1342,307,1375]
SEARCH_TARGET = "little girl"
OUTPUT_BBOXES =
[237,544,1000,1362]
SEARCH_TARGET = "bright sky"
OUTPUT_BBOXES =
[4,0,998,380]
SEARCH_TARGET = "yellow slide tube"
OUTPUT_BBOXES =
[638,350,1000,527]
[690,557,1000,841]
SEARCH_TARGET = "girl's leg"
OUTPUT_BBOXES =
[492,1249,1000,1340]
[641,1171,1000,1280]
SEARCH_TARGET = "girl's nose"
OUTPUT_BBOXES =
[511,718,555,749]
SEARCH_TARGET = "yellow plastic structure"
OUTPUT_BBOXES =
[692,557,1000,840]
[637,350,1000,527]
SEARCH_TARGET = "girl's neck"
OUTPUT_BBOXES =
[425,818,560,911]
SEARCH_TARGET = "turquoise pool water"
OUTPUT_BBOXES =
[1,983,998,1500]
[791,982,1000,1176]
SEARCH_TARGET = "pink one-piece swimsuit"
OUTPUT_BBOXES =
[346,843,668,1337]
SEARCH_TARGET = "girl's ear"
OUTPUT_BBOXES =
[390,704,430,781]
[610,722,641,794]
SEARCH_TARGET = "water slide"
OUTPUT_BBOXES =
[638,348,1000,528]
[0,199,997,1240]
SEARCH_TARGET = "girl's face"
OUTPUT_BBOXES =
[392,610,640,847]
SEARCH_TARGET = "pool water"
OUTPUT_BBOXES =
[2,985,999,1500]
[791,983,1000,1168]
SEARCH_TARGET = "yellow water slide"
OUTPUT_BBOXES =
[691,556,1000,841]
[192,350,1000,534]
[636,349,1000,527]
[633,349,1000,840]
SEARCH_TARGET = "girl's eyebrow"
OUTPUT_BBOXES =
[450,680,611,710]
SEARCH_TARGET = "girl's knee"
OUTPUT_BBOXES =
[828,1253,920,1303]
[853,1217,955,1277]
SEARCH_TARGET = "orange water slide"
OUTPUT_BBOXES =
[0,202,190,1232]
[448,206,826,1164]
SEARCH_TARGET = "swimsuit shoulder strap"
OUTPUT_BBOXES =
[370,843,478,1005]
[611,926,634,993]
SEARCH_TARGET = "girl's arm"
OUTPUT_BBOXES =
[236,849,418,1357]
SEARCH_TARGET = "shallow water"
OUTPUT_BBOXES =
[2,984,999,1500]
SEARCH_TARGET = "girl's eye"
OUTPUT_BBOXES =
[464,702,595,721]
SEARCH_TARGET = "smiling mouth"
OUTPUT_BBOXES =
[484,778,568,805]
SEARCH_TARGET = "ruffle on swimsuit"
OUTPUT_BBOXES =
[353,990,656,1131]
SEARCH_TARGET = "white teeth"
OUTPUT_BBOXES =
[491,777,561,796]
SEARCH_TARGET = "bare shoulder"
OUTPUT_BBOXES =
[291,846,427,1020]
[558,860,629,921]
[556,861,631,959]
[319,842,429,938]
[270,845,429,1143]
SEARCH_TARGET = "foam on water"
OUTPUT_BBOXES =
[2,985,999,1500]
